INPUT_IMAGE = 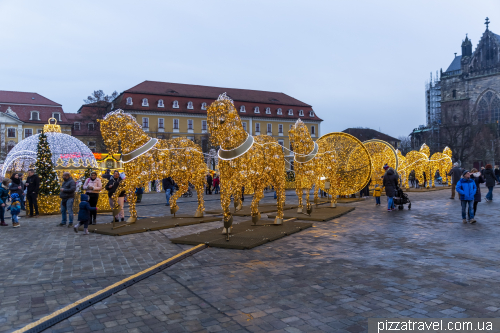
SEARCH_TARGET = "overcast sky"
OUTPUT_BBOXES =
[1,0,499,139]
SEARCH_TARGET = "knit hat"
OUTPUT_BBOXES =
[383,164,389,170]
[462,169,470,176]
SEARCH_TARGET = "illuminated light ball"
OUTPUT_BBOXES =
[363,139,398,188]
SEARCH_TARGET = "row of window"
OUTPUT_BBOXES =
[73,123,95,131]
[125,97,315,117]
[29,111,61,121]
[140,117,316,135]
[5,127,43,139]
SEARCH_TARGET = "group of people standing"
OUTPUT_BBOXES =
[205,173,220,195]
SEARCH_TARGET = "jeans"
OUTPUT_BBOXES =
[11,214,18,223]
[486,186,494,200]
[21,194,25,210]
[27,192,39,216]
[61,198,74,224]
[0,205,5,222]
[165,189,172,205]
[214,185,220,194]
[461,200,474,220]
[375,197,381,205]
[387,197,394,209]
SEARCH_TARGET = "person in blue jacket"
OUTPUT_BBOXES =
[74,194,97,235]
[456,170,477,224]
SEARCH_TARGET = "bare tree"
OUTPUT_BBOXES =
[84,90,118,104]
[398,135,412,154]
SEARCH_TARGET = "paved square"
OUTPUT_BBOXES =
[1,187,500,333]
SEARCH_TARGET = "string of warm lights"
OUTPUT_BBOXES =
[363,139,398,188]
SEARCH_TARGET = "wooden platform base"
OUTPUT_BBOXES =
[81,215,221,236]
[170,219,312,250]
[267,206,355,222]
[205,204,296,216]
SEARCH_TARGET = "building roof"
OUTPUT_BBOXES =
[125,81,312,107]
[0,104,68,124]
[0,90,61,106]
[342,128,400,143]
[445,55,462,72]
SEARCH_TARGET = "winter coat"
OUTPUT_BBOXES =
[213,177,219,187]
[8,193,21,215]
[495,168,500,177]
[78,194,97,221]
[162,177,175,191]
[0,185,9,205]
[106,177,125,198]
[26,174,40,194]
[9,178,24,196]
[135,187,144,195]
[470,173,484,202]
[83,177,102,194]
[206,175,213,186]
[448,166,463,184]
[483,169,496,187]
[60,177,76,199]
[382,168,399,197]
[455,178,477,201]
[373,187,381,197]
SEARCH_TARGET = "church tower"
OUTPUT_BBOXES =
[461,34,472,57]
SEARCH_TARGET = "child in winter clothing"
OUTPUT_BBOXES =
[74,194,97,235]
[0,179,10,226]
[7,193,21,228]
[373,184,382,206]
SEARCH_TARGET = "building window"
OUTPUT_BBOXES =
[201,102,207,110]
[142,118,149,128]
[142,98,149,106]
[88,123,95,131]
[202,120,207,131]
[187,119,193,130]
[290,124,293,129]
[52,112,61,121]
[477,91,500,124]
[74,122,80,130]
[278,140,284,151]
[255,123,260,133]
[311,125,316,135]
[266,107,271,114]
[452,90,457,98]
[187,101,193,109]
[158,118,164,129]
[7,141,15,152]
[299,110,304,116]
[157,135,164,139]
[309,111,314,117]
[242,122,247,132]
[126,97,133,105]
[173,119,179,129]
[254,106,260,113]
[240,105,246,112]
[158,99,164,107]
[24,129,33,138]
[267,123,272,134]
[30,111,39,120]
[88,141,96,147]
[277,108,282,115]
[288,109,293,115]
[187,136,195,141]
[173,100,179,108]
[278,124,283,134]
[7,128,15,138]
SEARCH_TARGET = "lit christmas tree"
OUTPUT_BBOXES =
[35,131,60,195]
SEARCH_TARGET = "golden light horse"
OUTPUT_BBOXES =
[396,150,408,188]
[429,146,453,187]
[207,93,286,240]
[99,110,207,225]
[402,143,430,189]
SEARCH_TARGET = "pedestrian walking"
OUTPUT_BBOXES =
[7,193,21,228]
[373,184,382,206]
[25,169,40,218]
[74,194,97,235]
[484,164,496,202]
[162,177,175,206]
[409,171,415,188]
[106,171,125,222]
[456,170,477,223]
[213,175,220,194]
[83,171,102,225]
[470,168,484,216]
[448,163,463,199]
[494,165,500,184]
[382,165,398,212]
[0,179,9,226]
[59,172,76,227]
[206,173,213,195]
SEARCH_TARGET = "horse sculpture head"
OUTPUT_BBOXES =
[206,93,247,150]
[420,143,430,157]
[289,119,315,156]
[98,110,150,155]
[443,146,452,158]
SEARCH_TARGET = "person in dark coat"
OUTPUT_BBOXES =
[25,169,40,217]
[484,164,496,202]
[448,163,463,199]
[102,169,112,181]
[206,173,213,195]
[162,177,175,206]
[9,174,24,209]
[494,165,500,184]
[106,171,125,222]
[382,166,399,212]
[74,194,97,235]
[470,168,484,216]
[59,172,76,227]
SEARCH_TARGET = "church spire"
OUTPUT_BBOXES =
[461,33,472,57]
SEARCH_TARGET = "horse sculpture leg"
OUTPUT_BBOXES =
[274,178,285,225]
[305,188,313,215]
[170,182,187,217]
[234,188,242,212]
[329,190,337,208]
[251,187,264,225]
[193,180,204,218]
[296,187,303,213]
[220,180,233,240]
[314,183,320,207]
[111,180,127,229]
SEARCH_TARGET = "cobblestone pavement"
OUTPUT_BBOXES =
[2,186,500,332]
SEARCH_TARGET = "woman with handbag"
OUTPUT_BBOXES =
[83,171,102,225]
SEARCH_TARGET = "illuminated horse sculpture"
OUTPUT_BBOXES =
[429,146,453,187]
[396,150,408,187]
[99,110,207,225]
[402,143,430,189]
[289,119,332,213]
[207,93,286,240]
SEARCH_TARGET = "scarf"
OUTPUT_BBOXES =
[473,172,481,177]
[11,177,20,185]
